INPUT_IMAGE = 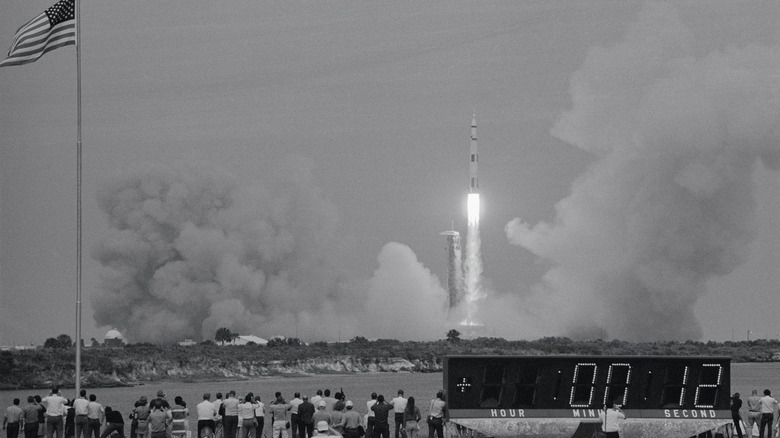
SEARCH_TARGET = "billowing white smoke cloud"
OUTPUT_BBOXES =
[91,159,451,343]
[506,4,780,341]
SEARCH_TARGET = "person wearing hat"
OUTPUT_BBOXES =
[311,403,330,431]
[313,422,336,438]
[340,402,361,438]
[150,392,169,412]
[296,397,314,438]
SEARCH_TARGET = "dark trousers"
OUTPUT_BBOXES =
[394,414,404,438]
[426,418,442,438]
[75,416,89,438]
[46,416,63,438]
[7,423,20,438]
[300,423,312,438]
[605,433,619,438]
[366,418,375,438]
[99,424,124,438]
[87,420,101,438]
[223,416,238,438]
[344,429,359,438]
[24,423,39,438]
[373,424,389,438]
[289,415,299,438]
[760,413,773,438]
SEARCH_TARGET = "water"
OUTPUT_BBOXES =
[1,363,776,436]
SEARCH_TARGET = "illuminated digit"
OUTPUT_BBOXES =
[661,364,689,408]
[694,364,722,408]
[569,363,597,408]
[603,363,632,407]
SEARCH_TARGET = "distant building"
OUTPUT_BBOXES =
[229,335,268,346]
[178,339,197,346]
[104,329,124,347]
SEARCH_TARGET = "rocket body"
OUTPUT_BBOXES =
[469,114,478,194]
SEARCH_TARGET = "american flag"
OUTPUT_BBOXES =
[0,0,75,67]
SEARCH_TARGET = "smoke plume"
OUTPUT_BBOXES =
[91,160,450,343]
[506,4,780,341]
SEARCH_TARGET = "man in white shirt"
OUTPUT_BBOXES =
[597,403,625,438]
[758,389,778,438]
[390,391,407,438]
[366,394,377,438]
[197,394,218,438]
[288,393,303,438]
[73,390,90,438]
[41,387,68,438]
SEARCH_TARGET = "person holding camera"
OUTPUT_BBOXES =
[269,393,290,438]
[597,401,625,438]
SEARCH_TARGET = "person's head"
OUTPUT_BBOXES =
[34,395,42,403]
[324,389,331,397]
[294,392,300,398]
[733,393,740,399]
[254,394,261,402]
[216,392,223,400]
[436,391,443,400]
[13,398,20,406]
[175,396,185,407]
[27,396,34,404]
[156,390,166,399]
[345,401,353,410]
[244,394,254,403]
[89,394,96,402]
[203,393,211,401]
[105,407,113,416]
[51,386,59,394]
[229,390,236,398]
[317,401,326,409]
[397,390,404,396]
[303,395,309,402]
[316,390,323,396]
[765,389,771,396]
[371,393,377,400]
[406,397,415,410]
[275,392,282,399]
[316,421,329,434]
[80,390,87,397]
[139,396,148,406]
[376,395,385,404]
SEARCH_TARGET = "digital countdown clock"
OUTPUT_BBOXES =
[443,355,732,438]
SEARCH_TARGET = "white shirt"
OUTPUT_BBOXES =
[41,394,68,417]
[366,400,376,418]
[598,408,625,433]
[390,397,407,414]
[254,402,265,418]
[759,395,778,414]
[73,398,90,416]
[196,400,217,421]
[289,398,303,415]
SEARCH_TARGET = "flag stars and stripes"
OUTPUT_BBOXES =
[0,0,76,67]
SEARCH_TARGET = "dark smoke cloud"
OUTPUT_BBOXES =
[91,160,450,343]
[506,4,780,341]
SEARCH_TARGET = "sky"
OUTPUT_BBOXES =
[1,0,779,345]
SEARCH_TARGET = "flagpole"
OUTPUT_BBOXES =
[75,0,83,396]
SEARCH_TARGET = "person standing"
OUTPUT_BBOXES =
[401,398,420,438]
[311,404,330,430]
[731,393,744,438]
[288,394,302,438]
[252,395,264,438]
[197,393,218,438]
[21,397,44,438]
[237,395,258,438]
[296,397,314,438]
[390,391,407,438]
[85,396,102,438]
[339,402,361,438]
[758,389,778,438]
[4,398,24,438]
[426,392,445,438]
[147,405,168,438]
[370,396,392,438]
[222,391,240,438]
[99,407,124,438]
[321,393,336,414]
[747,390,762,436]
[132,397,150,438]
[365,394,377,438]
[42,387,68,438]
[597,402,625,438]
[213,393,224,438]
[71,392,88,438]
[268,393,290,438]
[169,397,189,438]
